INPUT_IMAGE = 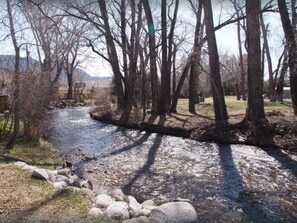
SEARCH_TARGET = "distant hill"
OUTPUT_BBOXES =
[0,54,111,87]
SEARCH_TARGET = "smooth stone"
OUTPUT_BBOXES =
[151,202,198,223]
[56,168,70,177]
[89,207,104,217]
[53,181,67,189]
[106,201,129,221]
[55,175,70,184]
[31,169,51,181]
[148,217,165,223]
[139,208,151,217]
[80,188,96,203]
[122,216,151,223]
[111,188,128,202]
[95,194,115,208]
[141,200,155,208]
[128,195,142,217]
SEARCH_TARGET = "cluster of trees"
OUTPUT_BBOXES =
[2,0,297,148]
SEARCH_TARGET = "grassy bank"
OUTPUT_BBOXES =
[0,140,111,223]
[90,97,297,150]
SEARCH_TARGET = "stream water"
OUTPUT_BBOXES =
[46,107,297,222]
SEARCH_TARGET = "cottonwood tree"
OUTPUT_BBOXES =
[245,0,266,124]
[143,0,159,114]
[5,0,21,149]
[278,0,297,115]
[230,0,246,100]
[202,0,228,129]
[260,9,276,102]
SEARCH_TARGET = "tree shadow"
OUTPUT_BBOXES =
[218,145,271,222]
[8,190,64,222]
[261,148,297,178]
[106,133,151,157]
[189,111,215,121]
[122,134,163,195]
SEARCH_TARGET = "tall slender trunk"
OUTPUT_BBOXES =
[143,0,159,114]
[6,0,20,149]
[203,0,228,129]
[260,14,276,102]
[278,0,297,115]
[189,1,203,113]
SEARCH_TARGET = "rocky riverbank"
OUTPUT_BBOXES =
[14,161,198,223]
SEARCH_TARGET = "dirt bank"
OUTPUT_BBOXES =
[90,107,297,151]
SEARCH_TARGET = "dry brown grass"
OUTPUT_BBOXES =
[0,141,111,223]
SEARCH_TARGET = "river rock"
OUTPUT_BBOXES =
[53,181,68,189]
[31,169,52,181]
[95,194,115,208]
[122,216,151,223]
[72,178,93,189]
[111,188,128,202]
[89,207,104,217]
[150,202,198,223]
[139,208,151,217]
[141,200,155,209]
[56,168,71,177]
[80,188,96,202]
[128,195,142,217]
[106,201,129,221]
[55,175,70,184]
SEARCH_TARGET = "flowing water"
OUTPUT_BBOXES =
[46,107,297,222]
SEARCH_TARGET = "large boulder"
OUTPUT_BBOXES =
[31,169,52,181]
[106,201,129,221]
[95,194,115,208]
[150,202,198,223]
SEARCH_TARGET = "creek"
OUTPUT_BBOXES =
[46,107,297,222]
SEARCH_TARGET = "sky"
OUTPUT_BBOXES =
[0,0,283,78]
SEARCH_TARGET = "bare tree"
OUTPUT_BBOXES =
[260,13,276,102]
[278,0,297,115]
[245,0,266,124]
[202,0,228,129]
[143,0,159,114]
[5,0,21,149]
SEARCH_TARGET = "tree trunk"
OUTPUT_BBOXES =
[189,1,203,113]
[203,0,228,129]
[170,58,192,113]
[245,0,266,123]
[260,14,276,102]
[278,0,297,115]
[6,0,20,149]
[143,0,159,114]
[98,0,125,109]
[276,53,289,101]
